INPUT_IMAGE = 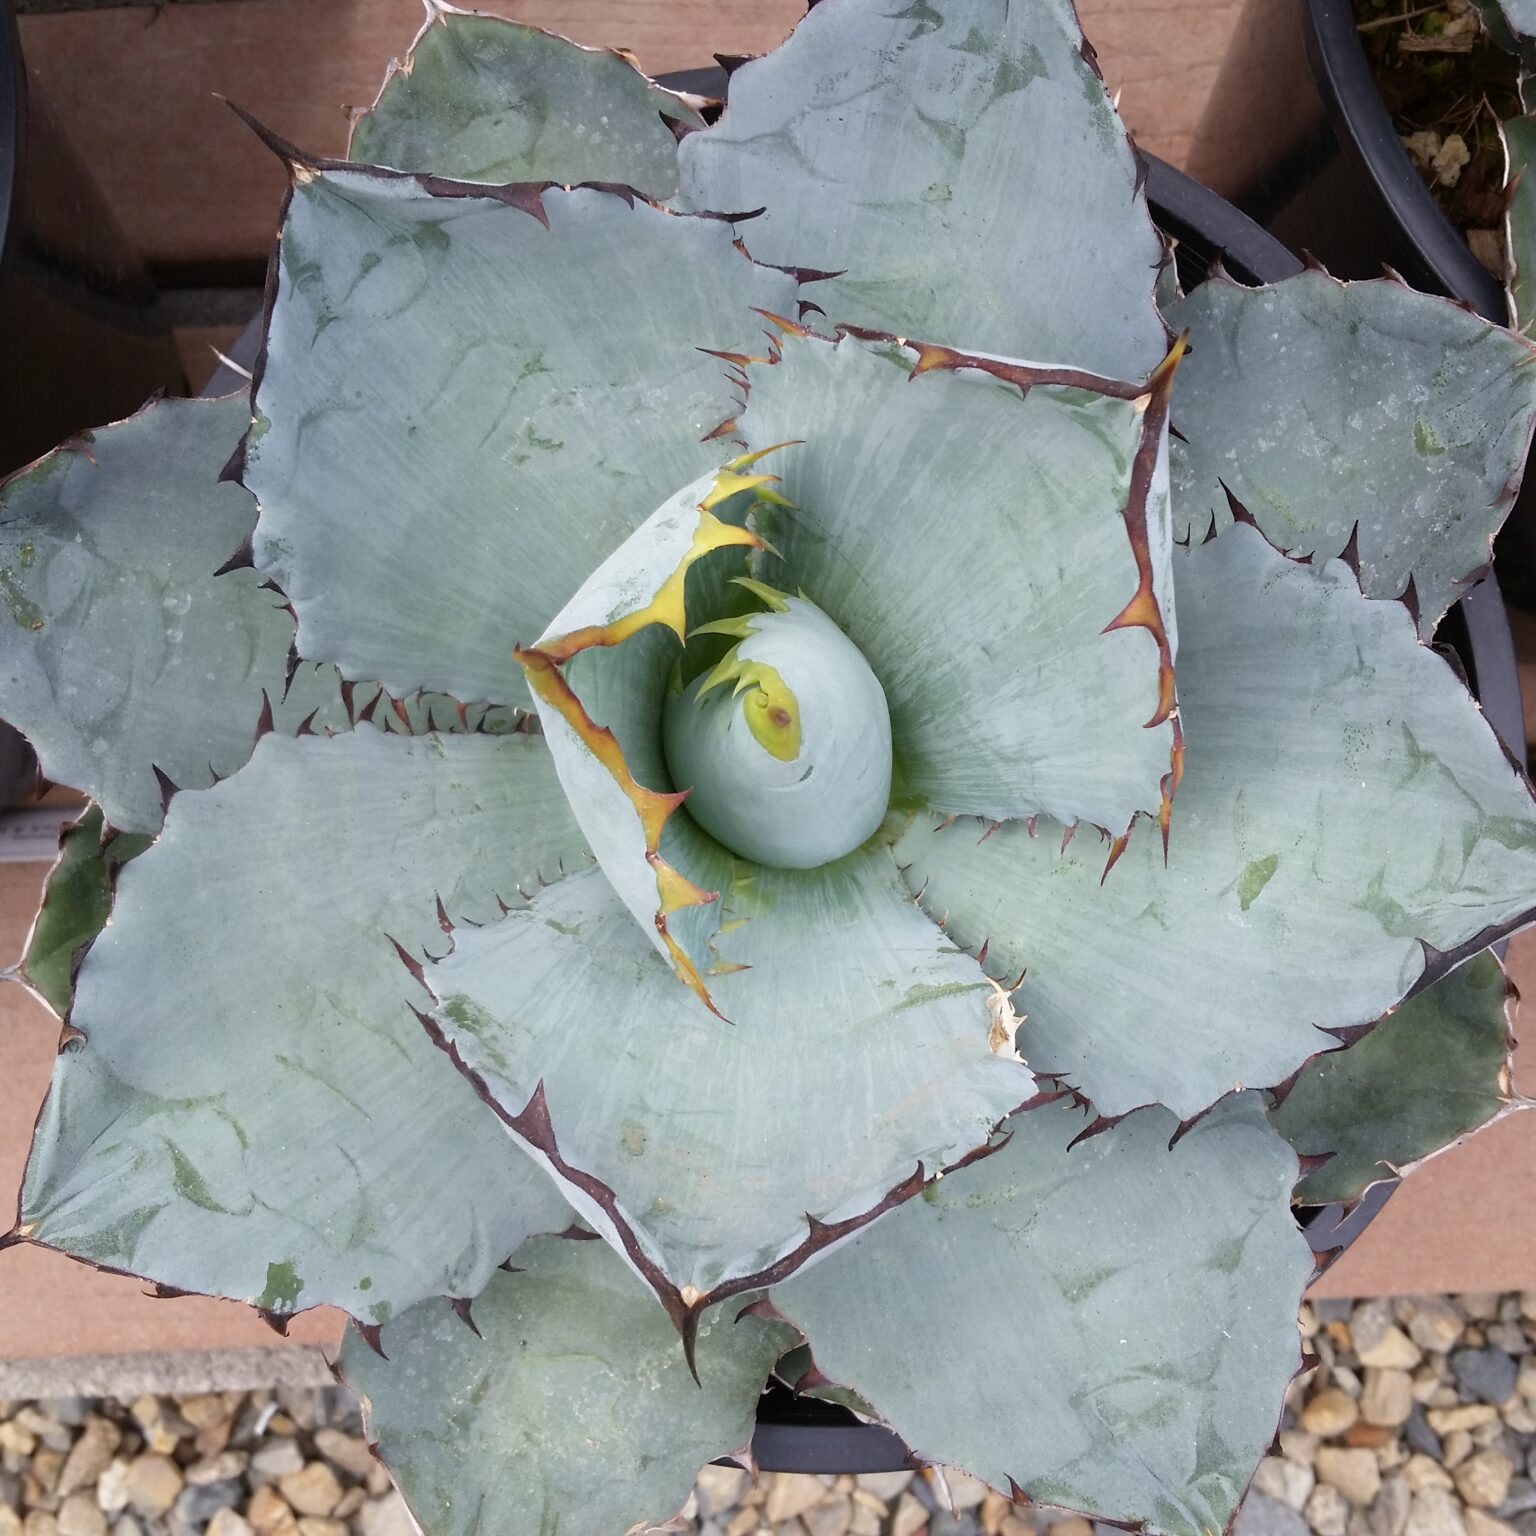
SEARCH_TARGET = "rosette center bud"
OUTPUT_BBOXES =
[662,587,892,870]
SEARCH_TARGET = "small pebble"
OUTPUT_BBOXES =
[1407,1409,1446,1462]
[1235,1492,1311,1536]
[1365,1372,1417,1428]
[1457,1453,1516,1510]
[1308,1482,1352,1536]
[121,1457,181,1520]
[1307,1390,1363,1437]
[1318,1448,1383,1507]
[1453,1353,1520,1408]
[1406,1488,1467,1536]
[1373,1474,1412,1536]
[1409,1302,1466,1357]
[1255,1457,1314,1511]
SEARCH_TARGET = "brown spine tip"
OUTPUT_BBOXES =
[448,1296,482,1337]
[152,766,179,818]
[352,1320,389,1360]
[1101,828,1131,883]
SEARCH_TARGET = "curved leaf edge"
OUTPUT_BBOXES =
[754,312,1189,866]
[415,986,1053,1372]
[0,389,538,835]
[3,725,592,1341]
[224,113,816,542]
[1176,262,1536,629]
[753,1099,1322,1536]
[331,1232,770,1536]
[692,0,1173,380]
[1273,950,1528,1222]
[887,505,1536,1126]
[346,0,710,165]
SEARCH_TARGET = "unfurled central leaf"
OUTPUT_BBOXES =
[515,461,779,1007]
[664,590,894,870]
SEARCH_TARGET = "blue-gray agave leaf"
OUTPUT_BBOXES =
[774,1094,1313,1536]
[1167,272,1536,637]
[1271,951,1518,1207]
[677,0,1167,378]
[19,730,586,1322]
[349,4,704,194]
[341,1235,792,1536]
[895,522,1536,1119]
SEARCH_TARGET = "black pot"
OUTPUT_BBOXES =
[1191,0,1507,317]
[0,0,185,480]
[202,102,1509,1476]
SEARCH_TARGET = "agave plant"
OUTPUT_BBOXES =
[4,2,1536,1532]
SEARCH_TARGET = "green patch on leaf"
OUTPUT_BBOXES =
[1238,854,1279,912]
[256,1259,303,1313]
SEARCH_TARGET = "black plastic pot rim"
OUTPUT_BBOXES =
[1304,0,1509,321]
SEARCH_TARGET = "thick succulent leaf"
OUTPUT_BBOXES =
[341,1236,791,1536]
[738,331,1180,833]
[677,0,1166,379]
[1504,114,1536,333]
[425,849,1033,1313]
[0,395,293,833]
[517,466,765,1003]
[1272,951,1515,1206]
[774,1095,1312,1536]
[244,170,796,705]
[349,5,702,195]
[893,522,1536,1119]
[19,807,150,1016]
[1167,272,1536,636]
[19,730,586,1321]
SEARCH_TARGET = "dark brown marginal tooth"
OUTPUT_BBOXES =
[254,691,275,741]
[1317,1018,1375,1048]
[257,1308,293,1338]
[1399,572,1423,630]
[573,180,639,208]
[388,938,426,990]
[1338,521,1362,578]
[434,895,454,937]
[213,535,256,577]
[1101,828,1131,884]
[352,1320,388,1360]
[448,1296,481,1337]
[1301,249,1329,274]
[1166,1097,1221,1149]
[152,766,178,818]
[735,1296,791,1326]
[418,176,553,227]
[1067,1112,1124,1150]
[555,1224,600,1242]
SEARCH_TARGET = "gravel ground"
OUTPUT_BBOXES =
[2,1292,1533,1536]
